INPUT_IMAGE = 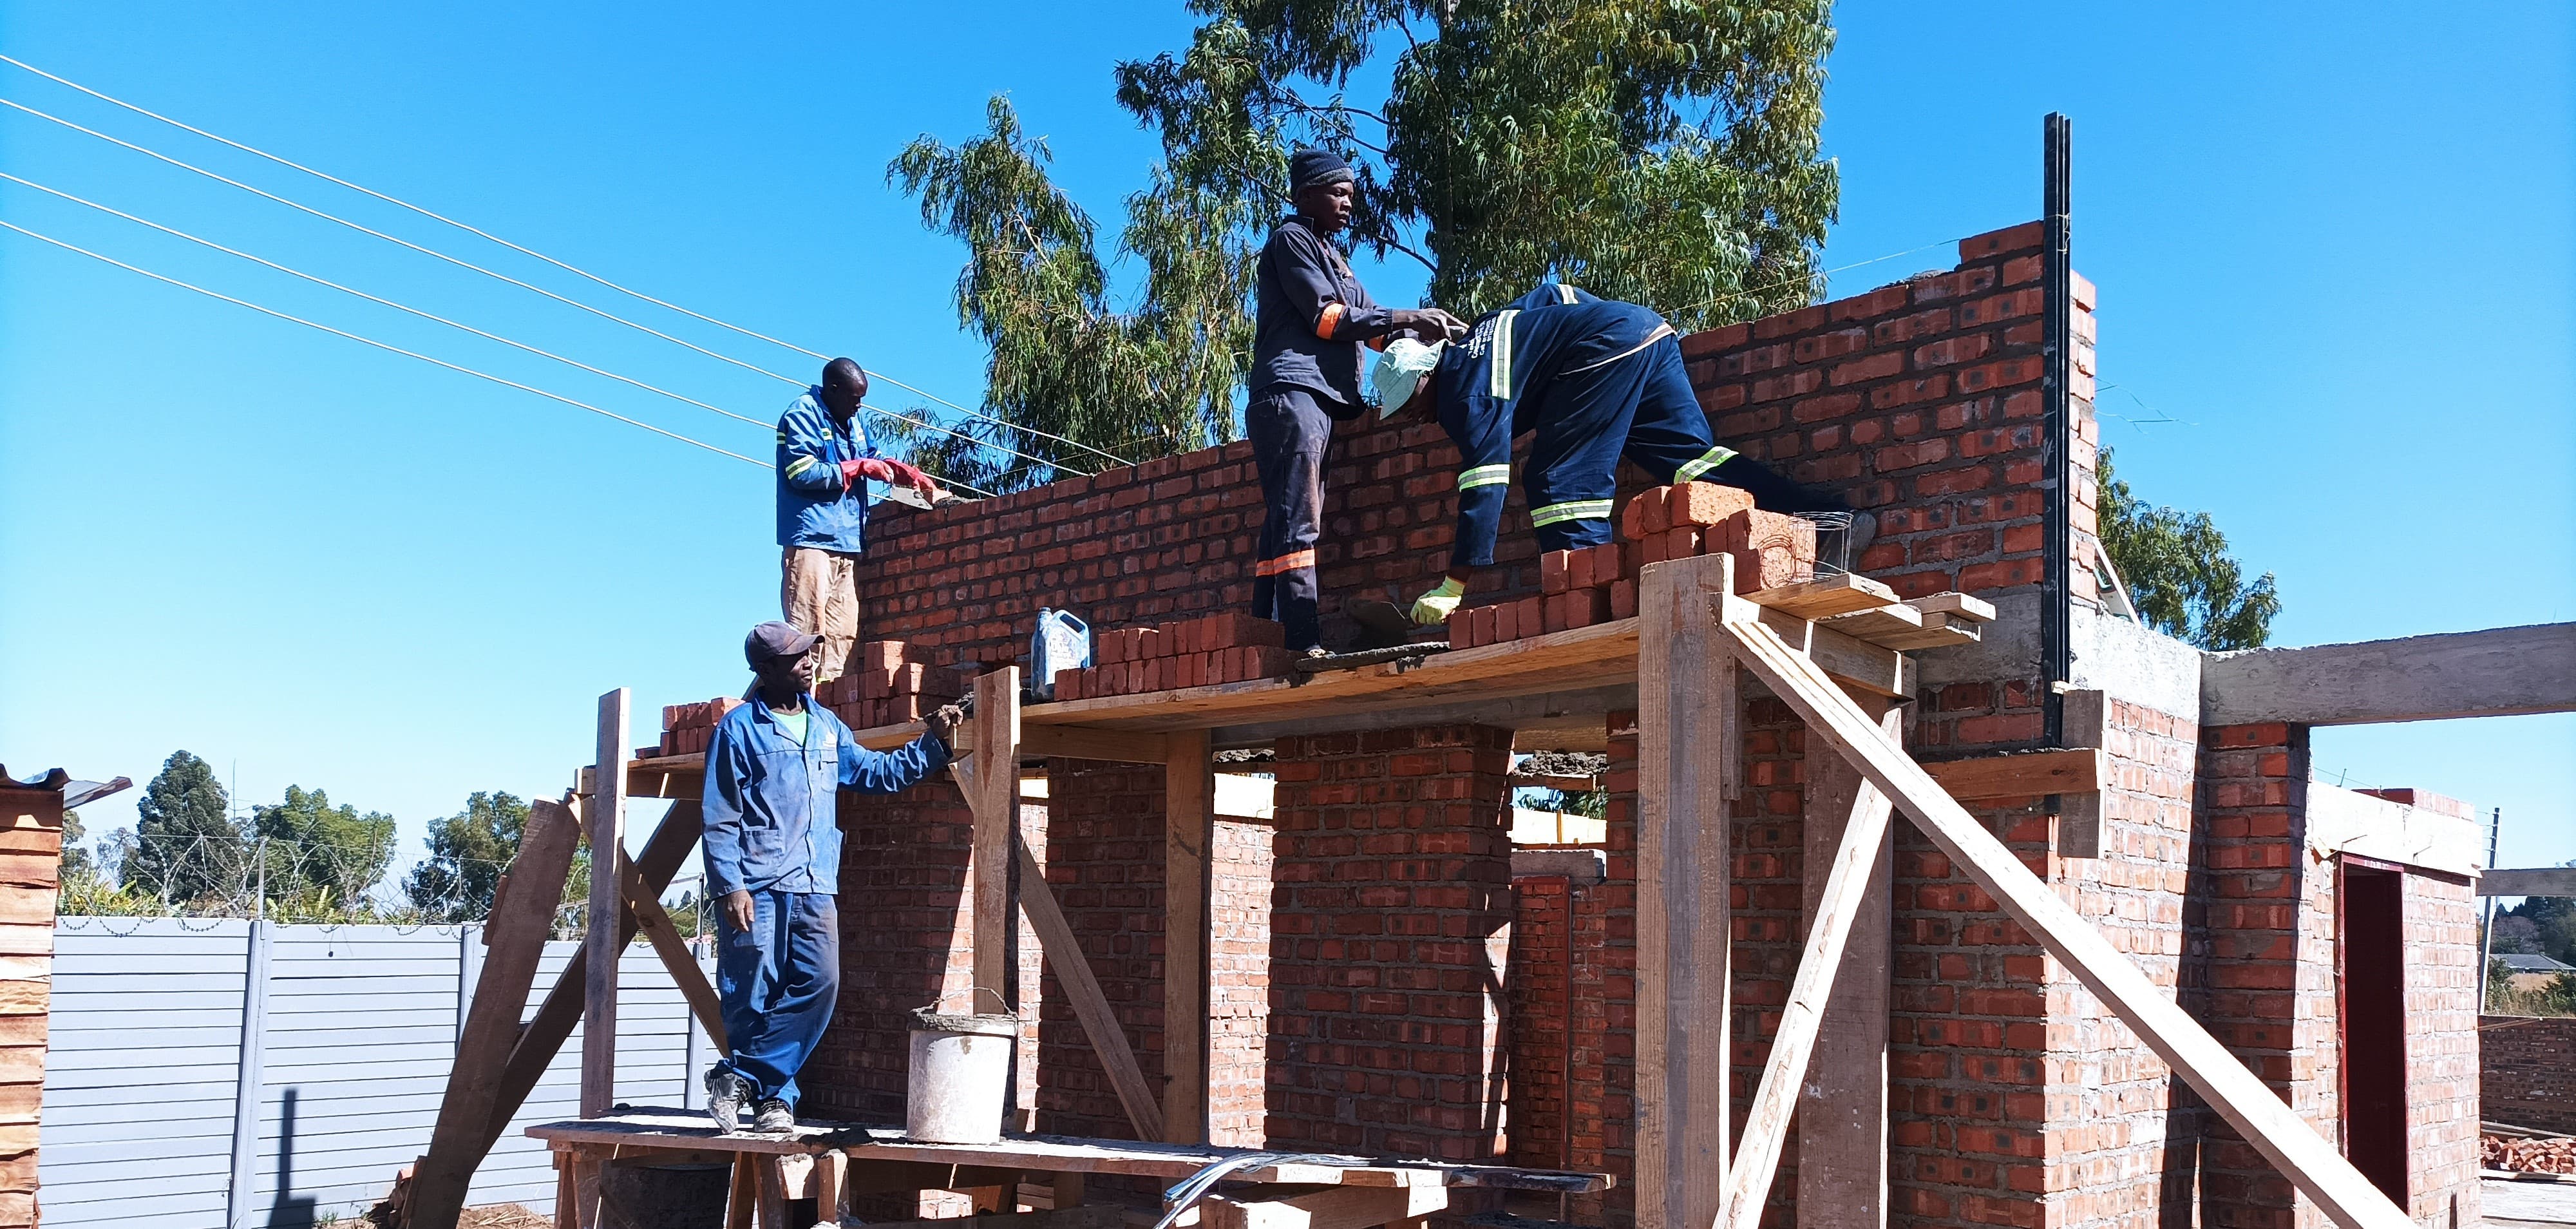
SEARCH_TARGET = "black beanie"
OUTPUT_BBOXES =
[1289,148,1355,193]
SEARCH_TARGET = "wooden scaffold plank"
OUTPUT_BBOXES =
[1714,611,2416,1229]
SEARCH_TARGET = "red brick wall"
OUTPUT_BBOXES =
[2190,721,2338,1229]
[1265,725,1517,1165]
[2403,873,2481,1226]
[1209,815,1276,1146]
[1029,759,1170,1140]
[2482,1014,2576,1132]
[844,222,2093,674]
[1504,868,1616,1205]
[811,780,982,1123]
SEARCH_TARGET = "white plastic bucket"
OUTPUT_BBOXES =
[905,994,1018,1144]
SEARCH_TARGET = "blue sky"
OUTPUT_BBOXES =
[2,3,2568,879]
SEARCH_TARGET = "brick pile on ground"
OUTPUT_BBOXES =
[658,640,965,750]
[1447,483,1815,649]
[1053,613,1292,700]
[2485,1133,2576,1174]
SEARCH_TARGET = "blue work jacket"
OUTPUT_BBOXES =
[701,694,949,896]
[776,388,880,553]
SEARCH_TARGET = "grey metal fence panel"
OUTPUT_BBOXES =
[41,918,716,1228]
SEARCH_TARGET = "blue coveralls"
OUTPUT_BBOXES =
[775,386,878,553]
[1249,215,1405,649]
[701,696,949,1108]
[1432,283,1743,566]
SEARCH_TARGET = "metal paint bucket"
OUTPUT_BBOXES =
[905,991,1018,1144]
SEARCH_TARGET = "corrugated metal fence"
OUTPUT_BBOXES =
[41,917,714,1227]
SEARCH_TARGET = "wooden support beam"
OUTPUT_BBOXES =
[1795,700,1896,1229]
[1635,553,1734,1229]
[2483,868,2576,897]
[478,801,705,1160]
[1025,726,1172,764]
[1917,747,2105,800]
[584,689,631,1119]
[1729,694,1898,1229]
[1202,1184,1449,1229]
[971,669,1023,1008]
[1717,614,2416,1229]
[1911,591,1997,624]
[1750,607,1911,700]
[1014,830,1167,1141]
[2055,689,2108,859]
[407,797,583,1229]
[1162,727,1215,1145]
[2201,622,2576,727]
[617,858,724,1049]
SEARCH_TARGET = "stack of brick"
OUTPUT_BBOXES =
[817,641,967,729]
[657,697,741,755]
[1445,484,1816,649]
[1052,613,1293,700]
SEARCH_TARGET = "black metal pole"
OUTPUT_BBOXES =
[2041,113,2074,747]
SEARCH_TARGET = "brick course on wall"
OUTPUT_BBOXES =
[2482,1013,2576,1133]
[2402,873,2481,1226]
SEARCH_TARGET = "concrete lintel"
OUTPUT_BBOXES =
[2304,781,2485,878]
[2202,622,2576,728]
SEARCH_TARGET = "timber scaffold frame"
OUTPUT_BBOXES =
[402,555,2418,1229]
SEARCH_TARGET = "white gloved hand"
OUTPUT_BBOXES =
[1409,576,1467,626]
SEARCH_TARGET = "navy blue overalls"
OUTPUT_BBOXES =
[1431,283,1743,566]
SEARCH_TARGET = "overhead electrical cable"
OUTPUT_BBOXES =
[0,219,770,468]
[0,171,1006,498]
[0,57,1135,472]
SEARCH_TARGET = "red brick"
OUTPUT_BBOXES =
[1669,482,1754,527]
[1610,580,1637,620]
[1540,550,1573,595]
[1958,220,2045,262]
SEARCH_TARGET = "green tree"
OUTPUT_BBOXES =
[120,750,244,904]
[58,809,91,884]
[892,1,1837,486]
[253,785,397,906]
[405,791,529,921]
[2096,448,2281,650]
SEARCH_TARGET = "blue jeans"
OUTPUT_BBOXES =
[714,890,839,1108]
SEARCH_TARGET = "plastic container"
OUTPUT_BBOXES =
[904,993,1018,1144]
[1028,608,1092,701]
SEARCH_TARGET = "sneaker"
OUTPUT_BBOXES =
[754,1099,795,1132]
[704,1067,753,1132]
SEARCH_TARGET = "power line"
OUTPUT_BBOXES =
[1675,237,1964,318]
[0,168,1007,499]
[0,57,1136,471]
[0,218,772,467]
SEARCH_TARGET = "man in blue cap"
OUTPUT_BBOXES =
[778,357,942,684]
[1247,148,1464,654]
[1370,283,1849,625]
[700,620,961,1132]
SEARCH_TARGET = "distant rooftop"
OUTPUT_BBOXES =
[2496,952,2575,973]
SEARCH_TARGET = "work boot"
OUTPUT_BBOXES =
[705,1067,753,1132]
[754,1099,795,1132]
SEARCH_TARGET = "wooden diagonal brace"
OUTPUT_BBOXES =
[1715,681,1897,1228]
[404,796,582,1229]
[618,857,725,1049]
[1715,614,2415,1229]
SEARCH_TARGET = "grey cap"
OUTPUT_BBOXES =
[744,621,821,665]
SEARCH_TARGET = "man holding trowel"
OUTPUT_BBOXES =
[700,620,963,1133]
[778,357,944,683]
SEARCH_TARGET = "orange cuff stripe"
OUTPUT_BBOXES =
[1316,302,1346,340]
[1253,549,1318,576]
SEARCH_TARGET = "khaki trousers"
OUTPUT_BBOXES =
[781,547,859,682]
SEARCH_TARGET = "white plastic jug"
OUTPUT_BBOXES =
[1028,608,1091,700]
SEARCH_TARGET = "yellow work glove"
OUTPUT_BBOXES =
[1409,576,1467,626]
